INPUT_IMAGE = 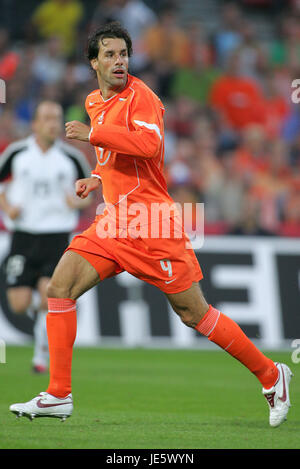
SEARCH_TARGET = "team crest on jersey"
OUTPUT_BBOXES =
[98,111,105,125]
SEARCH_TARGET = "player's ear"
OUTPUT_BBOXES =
[90,58,98,72]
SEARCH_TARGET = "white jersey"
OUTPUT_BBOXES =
[0,136,91,234]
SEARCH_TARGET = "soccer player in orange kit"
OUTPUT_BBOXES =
[10,22,293,427]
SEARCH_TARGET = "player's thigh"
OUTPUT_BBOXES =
[165,282,209,325]
[7,286,33,314]
[47,250,102,300]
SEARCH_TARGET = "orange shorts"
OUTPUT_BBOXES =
[66,215,203,294]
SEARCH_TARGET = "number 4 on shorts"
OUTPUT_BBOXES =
[160,259,172,278]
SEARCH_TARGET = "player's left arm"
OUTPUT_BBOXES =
[91,89,164,158]
[66,89,164,159]
[0,191,21,219]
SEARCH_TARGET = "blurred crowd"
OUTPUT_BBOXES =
[0,0,300,236]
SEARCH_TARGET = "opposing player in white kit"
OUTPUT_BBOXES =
[0,100,91,372]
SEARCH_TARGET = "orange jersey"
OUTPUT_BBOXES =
[67,74,204,293]
[87,74,174,219]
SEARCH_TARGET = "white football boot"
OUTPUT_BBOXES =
[9,392,73,422]
[262,362,293,427]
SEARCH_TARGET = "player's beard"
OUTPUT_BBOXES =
[97,67,128,96]
[109,67,128,91]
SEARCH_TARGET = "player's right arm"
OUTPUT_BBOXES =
[75,176,101,199]
[0,141,26,220]
[0,192,21,220]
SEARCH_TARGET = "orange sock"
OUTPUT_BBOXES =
[195,305,278,389]
[46,298,77,398]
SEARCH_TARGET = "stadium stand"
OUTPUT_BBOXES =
[0,0,299,236]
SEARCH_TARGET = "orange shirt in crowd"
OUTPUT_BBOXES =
[210,75,266,129]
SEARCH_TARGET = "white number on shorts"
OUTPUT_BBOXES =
[160,259,172,278]
[6,255,26,278]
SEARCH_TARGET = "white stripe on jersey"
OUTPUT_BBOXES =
[133,120,162,140]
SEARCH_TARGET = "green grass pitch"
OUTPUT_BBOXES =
[1,346,299,449]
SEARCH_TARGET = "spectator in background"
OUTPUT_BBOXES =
[248,138,293,231]
[166,136,197,187]
[142,3,189,97]
[89,0,120,30]
[233,124,269,184]
[166,96,199,138]
[170,22,220,105]
[217,148,245,227]
[64,88,89,123]
[0,28,19,81]
[209,50,266,131]
[0,0,299,238]
[233,19,269,84]
[261,71,291,139]
[184,21,214,68]
[161,98,178,164]
[288,126,300,167]
[3,45,38,130]
[280,180,300,236]
[212,1,243,68]
[191,117,224,222]
[32,36,66,85]
[59,58,93,113]
[90,0,157,72]
[269,14,300,70]
[142,3,189,67]
[31,0,83,56]
[116,0,157,72]
[228,191,277,236]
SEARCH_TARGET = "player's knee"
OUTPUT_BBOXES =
[177,307,202,329]
[175,300,209,328]
[46,278,74,300]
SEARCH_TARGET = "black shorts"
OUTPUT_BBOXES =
[3,231,70,288]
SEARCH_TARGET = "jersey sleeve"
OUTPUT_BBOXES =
[89,86,164,159]
[0,141,28,183]
[0,145,15,183]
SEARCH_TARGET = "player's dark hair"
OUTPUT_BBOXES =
[86,21,133,61]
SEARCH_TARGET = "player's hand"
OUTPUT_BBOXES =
[65,121,90,142]
[7,205,21,220]
[75,177,101,199]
